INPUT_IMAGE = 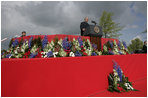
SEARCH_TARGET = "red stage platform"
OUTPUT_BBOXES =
[1,54,147,97]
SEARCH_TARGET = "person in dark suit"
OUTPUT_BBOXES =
[80,17,90,36]
[142,41,147,53]
[21,31,26,37]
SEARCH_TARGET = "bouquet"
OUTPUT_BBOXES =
[108,60,138,92]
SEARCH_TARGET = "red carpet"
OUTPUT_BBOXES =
[1,54,147,97]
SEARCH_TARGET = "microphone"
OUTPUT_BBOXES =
[91,20,97,25]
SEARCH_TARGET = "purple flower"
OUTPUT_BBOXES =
[12,39,19,47]
[109,41,113,48]
[109,50,114,55]
[123,41,127,49]
[29,53,37,58]
[118,41,121,49]
[62,37,71,50]
[92,44,97,50]
[47,51,53,57]
[5,54,12,58]
[117,66,122,82]
[91,52,97,56]
[23,39,27,43]
[42,35,48,49]
[112,60,122,82]
[77,37,83,47]
[75,51,82,56]
[28,37,33,49]
[118,51,123,55]
[113,60,118,70]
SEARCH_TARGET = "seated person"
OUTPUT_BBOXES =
[21,31,26,37]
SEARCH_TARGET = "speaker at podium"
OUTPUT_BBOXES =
[83,21,103,51]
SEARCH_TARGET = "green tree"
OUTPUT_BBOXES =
[141,29,147,33]
[99,11,124,38]
[128,38,143,53]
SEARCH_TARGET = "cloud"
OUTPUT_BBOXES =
[124,24,139,30]
[132,35,142,40]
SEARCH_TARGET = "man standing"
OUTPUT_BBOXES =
[80,17,90,36]
[142,41,147,53]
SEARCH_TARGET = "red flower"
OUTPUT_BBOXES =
[23,50,31,58]
[35,52,42,58]
[117,86,123,91]
[83,52,87,56]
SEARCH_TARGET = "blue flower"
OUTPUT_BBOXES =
[113,64,117,71]
[123,41,127,49]
[118,51,123,55]
[42,35,48,49]
[29,53,37,58]
[91,52,97,56]
[47,51,53,57]
[113,60,123,82]
[75,51,82,56]
[109,41,113,48]
[28,37,33,49]
[92,44,97,50]
[12,39,19,47]
[5,54,12,58]
[62,37,71,50]
[117,66,122,82]
[23,39,27,43]
[77,37,83,47]
[109,50,114,55]
[118,41,121,49]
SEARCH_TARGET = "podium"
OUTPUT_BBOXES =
[83,24,103,51]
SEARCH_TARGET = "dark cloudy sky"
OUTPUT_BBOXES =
[1,1,147,50]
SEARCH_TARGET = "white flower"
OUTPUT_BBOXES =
[69,52,75,57]
[128,84,134,90]
[73,38,76,41]
[124,83,131,90]
[44,55,47,58]
[85,49,92,56]
[53,52,58,58]
[98,51,102,55]
[114,72,118,76]
[58,38,62,45]
[50,40,54,46]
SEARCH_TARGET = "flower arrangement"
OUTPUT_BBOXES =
[1,36,130,59]
[2,36,102,59]
[108,60,138,93]
[103,40,129,55]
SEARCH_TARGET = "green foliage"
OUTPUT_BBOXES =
[54,35,59,46]
[128,38,143,53]
[141,29,147,33]
[99,11,124,38]
[19,38,24,47]
[32,36,42,48]
[9,39,13,48]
